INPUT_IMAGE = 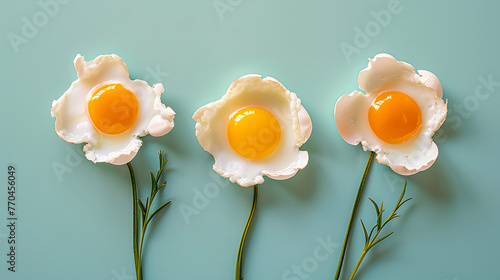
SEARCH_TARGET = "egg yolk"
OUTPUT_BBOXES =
[87,83,139,135]
[368,91,422,144]
[227,107,281,159]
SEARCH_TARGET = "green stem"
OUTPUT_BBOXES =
[127,163,142,280]
[349,249,367,280]
[235,185,258,280]
[334,151,375,280]
[138,214,148,261]
[137,224,146,279]
[138,197,152,275]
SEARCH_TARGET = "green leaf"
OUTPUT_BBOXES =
[369,198,385,230]
[151,182,166,199]
[137,200,147,223]
[368,225,377,241]
[146,201,171,227]
[377,204,385,229]
[369,231,395,250]
[360,219,369,244]
[397,198,413,210]
[150,172,157,192]
[368,198,380,216]
[158,182,166,190]
[156,151,167,180]
[394,181,408,207]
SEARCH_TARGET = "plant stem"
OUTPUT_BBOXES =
[349,250,367,280]
[334,151,375,280]
[138,208,149,266]
[138,195,153,274]
[127,163,142,280]
[235,185,258,280]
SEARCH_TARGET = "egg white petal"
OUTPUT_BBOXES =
[263,150,309,181]
[84,137,142,165]
[147,83,175,137]
[298,106,313,142]
[51,79,99,144]
[213,162,265,187]
[334,90,371,145]
[382,141,438,175]
[358,53,418,94]
[418,70,443,98]
[148,108,175,137]
[74,54,129,82]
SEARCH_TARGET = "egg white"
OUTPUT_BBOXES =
[335,54,447,175]
[193,74,312,187]
[51,54,175,165]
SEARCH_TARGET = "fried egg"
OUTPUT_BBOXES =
[193,74,312,187]
[51,54,175,165]
[334,54,447,175]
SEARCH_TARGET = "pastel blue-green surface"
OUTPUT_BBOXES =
[1,0,499,279]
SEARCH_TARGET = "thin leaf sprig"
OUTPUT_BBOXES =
[349,182,412,280]
[127,150,172,280]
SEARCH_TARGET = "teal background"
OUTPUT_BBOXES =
[1,0,499,279]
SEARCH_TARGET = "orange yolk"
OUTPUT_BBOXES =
[87,83,139,135]
[368,91,422,144]
[227,107,281,159]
